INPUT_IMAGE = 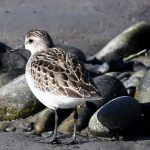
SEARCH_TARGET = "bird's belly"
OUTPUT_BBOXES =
[25,73,82,109]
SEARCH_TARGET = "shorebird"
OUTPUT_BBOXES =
[12,29,102,144]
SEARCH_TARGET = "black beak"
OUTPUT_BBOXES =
[11,44,25,52]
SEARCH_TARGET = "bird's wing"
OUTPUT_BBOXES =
[30,48,101,100]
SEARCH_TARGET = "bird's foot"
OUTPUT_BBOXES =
[50,137,61,144]
[66,139,77,145]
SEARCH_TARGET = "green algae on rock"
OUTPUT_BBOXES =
[0,74,44,121]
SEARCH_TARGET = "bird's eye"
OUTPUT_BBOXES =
[28,39,33,43]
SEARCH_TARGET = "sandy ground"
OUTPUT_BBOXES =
[0,0,150,149]
[0,132,150,150]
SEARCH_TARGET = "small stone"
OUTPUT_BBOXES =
[22,122,34,132]
[5,126,16,132]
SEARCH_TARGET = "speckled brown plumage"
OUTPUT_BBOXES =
[27,47,101,99]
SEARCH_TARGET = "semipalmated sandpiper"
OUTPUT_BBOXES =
[12,29,102,144]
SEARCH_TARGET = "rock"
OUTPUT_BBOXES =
[135,69,150,115]
[85,64,103,78]
[87,22,150,63]
[93,75,128,104]
[0,118,35,132]
[88,111,110,137]
[117,72,132,82]
[33,108,73,134]
[124,70,145,89]
[123,61,146,72]
[105,72,121,77]
[89,96,141,136]
[5,126,16,132]
[0,43,27,70]
[0,69,24,87]
[86,58,124,74]
[0,74,44,121]
[34,108,54,134]
[58,102,97,133]
[56,44,86,62]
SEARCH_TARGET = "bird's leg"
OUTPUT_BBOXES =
[50,109,61,144]
[68,106,78,144]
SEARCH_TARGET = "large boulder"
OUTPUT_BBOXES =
[89,96,141,136]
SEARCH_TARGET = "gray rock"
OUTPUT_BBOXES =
[135,69,150,104]
[0,69,24,87]
[0,43,27,70]
[135,69,150,115]
[124,70,145,89]
[89,96,141,136]
[87,22,150,62]
[0,74,44,121]
[93,75,128,104]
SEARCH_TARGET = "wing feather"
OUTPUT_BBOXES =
[29,48,101,100]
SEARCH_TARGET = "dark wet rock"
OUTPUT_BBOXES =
[0,69,24,87]
[0,43,27,70]
[123,61,146,72]
[135,69,150,115]
[0,74,44,121]
[93,75,128,104]
[117,72,132,82]
[89,96,141,136]
[85,64,103,78]
[56,44,86,62]
[97,58,124,73]
[87,22,150,63]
